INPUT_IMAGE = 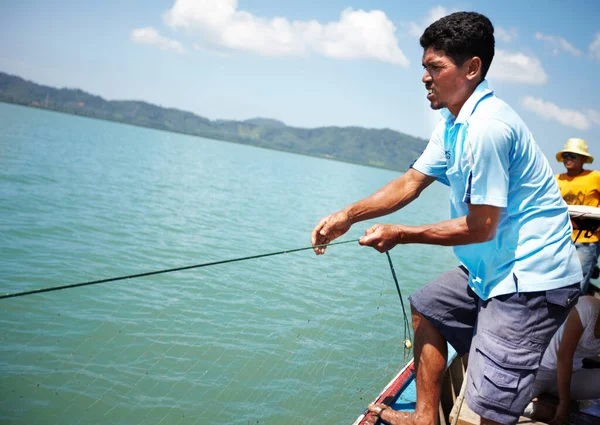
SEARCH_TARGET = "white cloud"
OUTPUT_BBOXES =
[192,43,232,58]
[495,27,518,43]
[521,97,600,130]
[311,9,408,65]
[589,33,600,60]
[535,32,582,56]
[407,6,452,37]
[487,50,548,84]
[130,27,186,54]
[586,108,600,126]
[162,0,409,66]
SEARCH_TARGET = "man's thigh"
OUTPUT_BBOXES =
[465,284,580,425]
[409,266,479,356]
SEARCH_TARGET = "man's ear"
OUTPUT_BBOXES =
[466,57,482,81]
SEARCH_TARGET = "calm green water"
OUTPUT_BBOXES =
[0,102,457,425]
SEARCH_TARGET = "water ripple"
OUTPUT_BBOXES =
[0,103,456,425]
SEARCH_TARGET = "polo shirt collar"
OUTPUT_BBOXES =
[440,79,493,125]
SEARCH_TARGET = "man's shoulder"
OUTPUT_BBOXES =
[470,95,524,131]
[429,119,446,142]
[467,115,515,144]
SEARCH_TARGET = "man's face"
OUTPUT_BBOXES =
[421,48,473,116]
[562,152,584,171]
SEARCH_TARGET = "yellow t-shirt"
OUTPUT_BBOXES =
[556,169,600,243]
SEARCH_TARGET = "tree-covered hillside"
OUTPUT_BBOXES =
[0,71,427,171]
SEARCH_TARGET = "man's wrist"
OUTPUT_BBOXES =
[394,225,406,244]
[341,207,356,225]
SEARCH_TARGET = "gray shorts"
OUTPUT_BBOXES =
[409,266,580,425]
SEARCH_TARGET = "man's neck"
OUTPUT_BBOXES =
[448,80,487,119]
[566,168,585,177]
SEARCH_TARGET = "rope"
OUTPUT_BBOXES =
[2,238,414,382]
[450,376,468,425]
[386,251,413,359]
[0,239,360,300]
[2,240,414,354]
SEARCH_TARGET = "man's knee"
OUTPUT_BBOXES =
[410,305,424,331]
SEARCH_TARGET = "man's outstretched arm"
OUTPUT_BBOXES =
[311,168,436,254]
[359,203,502,252]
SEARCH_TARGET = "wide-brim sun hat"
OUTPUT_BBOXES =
[556,138,594,163]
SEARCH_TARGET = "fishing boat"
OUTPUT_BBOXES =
[352,206,600,425]
[351,345,465,425]
[353,346,599,425]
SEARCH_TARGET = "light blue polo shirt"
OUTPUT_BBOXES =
[412,80,582,299]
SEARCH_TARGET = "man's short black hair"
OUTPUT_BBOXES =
[420,12,495,80]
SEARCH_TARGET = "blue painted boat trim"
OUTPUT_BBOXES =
[390,344,458,412]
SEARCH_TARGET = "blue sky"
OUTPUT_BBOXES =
[1,0,599,172]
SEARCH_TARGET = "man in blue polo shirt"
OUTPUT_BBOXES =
[311,11,582,425]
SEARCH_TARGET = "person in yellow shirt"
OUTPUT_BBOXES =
[556,138,600,294]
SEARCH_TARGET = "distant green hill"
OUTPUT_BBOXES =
[243,118,287,128]
[0,71,427,171]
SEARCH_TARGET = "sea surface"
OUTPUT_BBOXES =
[0,102,457,425]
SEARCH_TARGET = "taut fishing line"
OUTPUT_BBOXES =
[2,239,414,350]
[2,239,413,350]
[2,239,414,424]
[1,240,357,299]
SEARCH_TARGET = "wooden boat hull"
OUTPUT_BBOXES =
[353,345,599,425]
[352,345,462,425]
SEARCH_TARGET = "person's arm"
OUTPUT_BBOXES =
[550,308,584,425]
[358,202,501,252]
[344,168,436,223]
[311,168,436,254]
[312,121,448,255]
[360,118,513,253]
